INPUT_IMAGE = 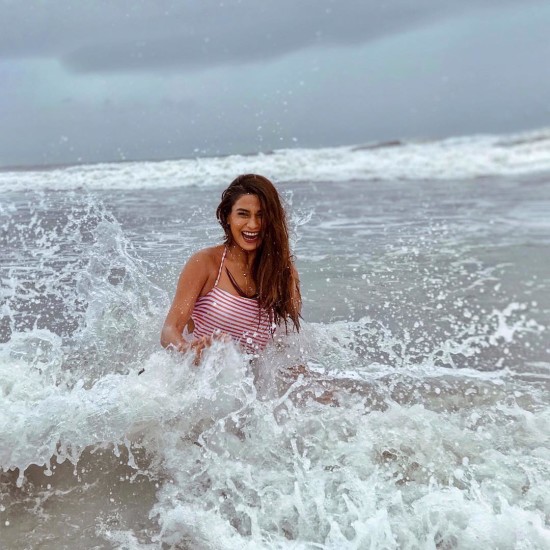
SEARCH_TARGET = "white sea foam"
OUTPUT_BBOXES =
[1,127,550,192]
[0,342,250,485]
[149,375,550,549]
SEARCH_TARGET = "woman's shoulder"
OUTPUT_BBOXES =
[184,245,225,270]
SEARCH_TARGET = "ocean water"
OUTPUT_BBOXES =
[1,129,549,549]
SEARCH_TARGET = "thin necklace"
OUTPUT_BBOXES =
[226,247,256,298]
[225,268,258,299]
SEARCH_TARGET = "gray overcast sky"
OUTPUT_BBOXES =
[1,0,549,168]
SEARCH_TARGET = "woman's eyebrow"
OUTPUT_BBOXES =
[235,208,262,213]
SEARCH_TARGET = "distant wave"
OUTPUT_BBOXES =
[1,127,549,192]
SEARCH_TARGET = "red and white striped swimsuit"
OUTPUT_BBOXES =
[191,248,274,353]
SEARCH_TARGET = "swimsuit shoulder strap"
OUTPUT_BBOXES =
[214,247,227,287]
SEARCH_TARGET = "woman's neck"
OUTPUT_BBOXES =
[227,243,256,271]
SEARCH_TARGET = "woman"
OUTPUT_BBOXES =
[161,174,301,361]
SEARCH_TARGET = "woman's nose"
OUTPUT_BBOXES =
[247,216,261,230]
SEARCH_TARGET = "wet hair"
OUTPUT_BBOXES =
[216,174,301,332]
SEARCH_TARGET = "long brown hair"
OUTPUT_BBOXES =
[216,174,301,332]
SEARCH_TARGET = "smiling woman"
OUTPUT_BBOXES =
[160,174,301,359]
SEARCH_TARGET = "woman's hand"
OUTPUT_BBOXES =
[189,335,212,365]
[172,332,231,366]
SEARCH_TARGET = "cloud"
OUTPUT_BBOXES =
[0,0,530,73]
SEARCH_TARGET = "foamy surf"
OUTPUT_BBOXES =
[1,127,550,193]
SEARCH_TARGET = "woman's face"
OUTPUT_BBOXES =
[227,194,263,251]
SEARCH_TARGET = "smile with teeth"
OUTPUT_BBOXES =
[242,231,260,242]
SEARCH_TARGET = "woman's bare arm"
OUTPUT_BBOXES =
[160,251,213,351]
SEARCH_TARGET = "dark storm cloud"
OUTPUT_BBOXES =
[0,0,529,73]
